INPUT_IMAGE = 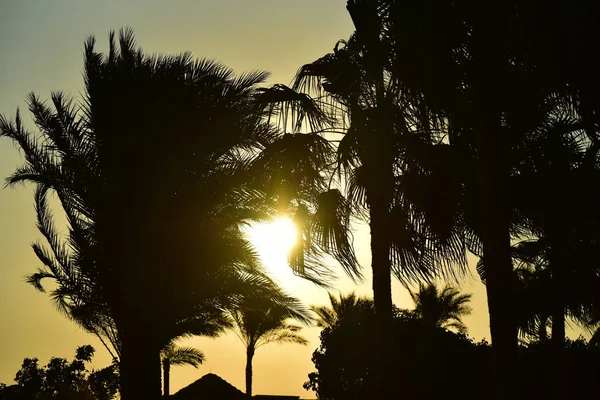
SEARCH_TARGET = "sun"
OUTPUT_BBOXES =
[247,217,298,282]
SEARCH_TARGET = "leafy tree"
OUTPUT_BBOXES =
[408,283,472,333]
[305,298,600,400]
[87,361,119,400]
[304,305,484,400]
[0,29,290,399]
[0,345,119,400]
[229,293,311,396]
[160,342,205,397]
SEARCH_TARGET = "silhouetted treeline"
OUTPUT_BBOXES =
[0,346,119,400]
[304,307,600,400]
[2,0,600,398]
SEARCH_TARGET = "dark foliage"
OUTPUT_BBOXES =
[0,346,119,400]
[0,28,294,399]
[304,312,600,400]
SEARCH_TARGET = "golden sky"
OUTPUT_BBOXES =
[0,0,537,397]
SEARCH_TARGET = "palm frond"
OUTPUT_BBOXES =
[310,292,375,329]
[409,283,472,333]
[258,84,332,133]
[162,344,205,367]
[311,189,360,280]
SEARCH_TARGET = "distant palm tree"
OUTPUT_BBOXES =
[229,294,311,397]
[311,292,375,329]
[161,342,204,397]
[409,283,472,333]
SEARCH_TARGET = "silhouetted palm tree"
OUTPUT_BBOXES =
[265,3,468,396]
[377,2,600,397]
[311,292,375,329]
[408,283,472,333]
[229,294,311,397]
[161,342,205,397]
[0,29,289,400]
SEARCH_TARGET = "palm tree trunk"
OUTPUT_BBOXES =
[163,359,171,397]
[245,347,255,397]
[474,92,517,398]
[551,298,566,345]
[472,6,517,399]
[477,130,517,400]
[370,201,393,324]
[120,331,162,400]
[539,314,548,342]
[550,266,566,347]
[550,262,566,400]
[369,197,396,398]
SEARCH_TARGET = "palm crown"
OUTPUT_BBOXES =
[311,292,375,329]
[229,292,311,396]
[409,283,472,333]
[160,341,206,397]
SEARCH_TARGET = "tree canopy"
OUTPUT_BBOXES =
[0,345,119,400]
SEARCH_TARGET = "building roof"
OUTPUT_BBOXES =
[171,373,246,400]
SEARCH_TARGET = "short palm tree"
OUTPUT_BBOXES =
[409,283,472,333]
[229,294,311,397]
[311,292,375,329]
[161,342,205,397]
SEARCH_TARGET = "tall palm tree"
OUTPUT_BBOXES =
[382,4,523,395]
[160,342,205,397]
[229,293,311,397]
[379,2,600,397]
[265,3,468,396]
[311,292,375,329]
[408,283,472,333]
[0,29,288,400]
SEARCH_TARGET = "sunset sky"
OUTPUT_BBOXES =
[0,0,570,397]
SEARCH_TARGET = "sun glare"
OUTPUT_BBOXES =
[247,217,298,282]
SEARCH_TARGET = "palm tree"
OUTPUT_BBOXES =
[263,3,469,396]
[378,2,600,397]
[311,292,375,329]
[408,283,472,333]
[229,293,311,397]
[381,4,522,395]
[160,342,205,397]
[0,29,288,400]
[160,311,231,397]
